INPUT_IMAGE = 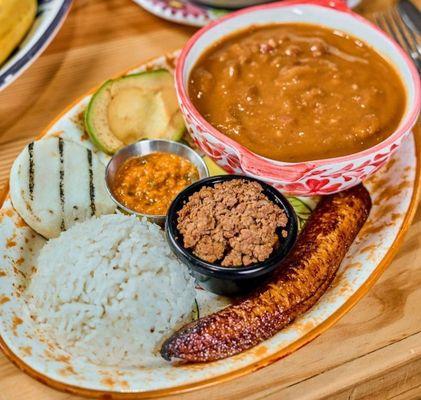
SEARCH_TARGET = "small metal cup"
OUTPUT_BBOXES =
[105,139,209,225]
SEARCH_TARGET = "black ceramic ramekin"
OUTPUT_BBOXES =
[165,175,298,296]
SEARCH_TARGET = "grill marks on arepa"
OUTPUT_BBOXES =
[87,148,96,217]
[27,142,34,201]
[58,137,65,231]
[10,136,116,239]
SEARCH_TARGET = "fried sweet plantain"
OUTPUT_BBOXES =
[0,0,36,66]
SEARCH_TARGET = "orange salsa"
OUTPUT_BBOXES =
[112,152,199,215]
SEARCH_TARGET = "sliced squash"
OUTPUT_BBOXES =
[85,70,185,154]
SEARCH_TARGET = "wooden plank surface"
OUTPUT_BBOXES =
[0,0,420,399]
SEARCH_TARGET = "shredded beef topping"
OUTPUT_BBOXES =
[177,179,288,267]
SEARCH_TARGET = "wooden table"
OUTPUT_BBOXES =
[0,0,420,399]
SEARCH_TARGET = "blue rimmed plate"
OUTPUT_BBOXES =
[0,0,72,91]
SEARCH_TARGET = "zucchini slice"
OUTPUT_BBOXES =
[85,69,185,154]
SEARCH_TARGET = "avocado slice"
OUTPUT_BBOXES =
[203,156,227,176]
[85,70,185,154]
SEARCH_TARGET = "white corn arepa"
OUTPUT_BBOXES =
[9,136,116,238]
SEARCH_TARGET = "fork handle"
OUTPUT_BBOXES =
[398,0,421,36]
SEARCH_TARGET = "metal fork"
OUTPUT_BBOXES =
[371,0,420,72]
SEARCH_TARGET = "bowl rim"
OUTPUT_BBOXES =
[105,139,209,220]
[175,0,421,168]
[165,174,298,279]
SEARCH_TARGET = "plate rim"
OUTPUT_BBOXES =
[0,0,73,91]
[0,58,419,399]
[132,0,363,27]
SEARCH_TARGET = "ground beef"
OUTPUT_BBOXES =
[177,179,288,267]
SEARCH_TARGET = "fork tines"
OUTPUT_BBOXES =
[372,8,420,71]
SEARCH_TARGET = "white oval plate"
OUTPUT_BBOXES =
[0,0,72,91]
[132,0,362,27]
[0,53,418,398]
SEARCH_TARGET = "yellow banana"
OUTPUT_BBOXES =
[0,0,37,66]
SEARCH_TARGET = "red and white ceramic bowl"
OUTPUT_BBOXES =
[175,0,420,196]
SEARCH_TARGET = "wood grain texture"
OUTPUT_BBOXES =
[0,0,420,399]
